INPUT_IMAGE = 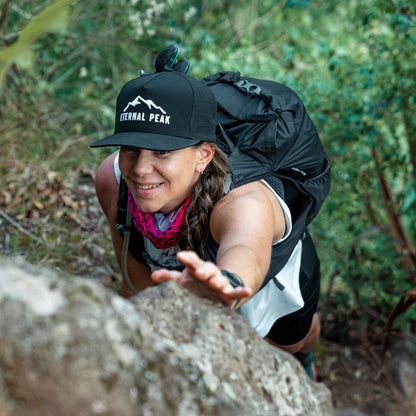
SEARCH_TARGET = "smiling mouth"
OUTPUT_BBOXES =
[136,183,161,190]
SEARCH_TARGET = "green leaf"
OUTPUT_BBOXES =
[285,0,311,8]
[0,0,74,85]
[402,188,416,212]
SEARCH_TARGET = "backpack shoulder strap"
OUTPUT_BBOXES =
[116,176,131,236]
[115,176,139,295]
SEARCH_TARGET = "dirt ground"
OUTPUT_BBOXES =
[317,311,416,416]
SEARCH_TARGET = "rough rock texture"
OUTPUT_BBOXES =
[0,257,333,416]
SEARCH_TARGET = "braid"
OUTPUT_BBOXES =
[178,145,228,257]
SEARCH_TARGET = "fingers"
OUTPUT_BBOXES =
[151,268,182,284]
[175,250,205,272]
[154,44,191,74]
[176,250,252,296]
[176,251,218,283]
[227,286,252,298]
[173,58,191,74]
[155,43,180,72]
[152,251,253,308]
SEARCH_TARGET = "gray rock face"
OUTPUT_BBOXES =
[0,257,333,416]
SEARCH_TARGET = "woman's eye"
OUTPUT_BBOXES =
[121,146,139,153]
[155,150,170,156]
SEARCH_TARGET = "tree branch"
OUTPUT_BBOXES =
[0,0,13,41]
[0,209,44,245]
[401,96,416,181]
[372,147,416,267]
[390,0,416,24]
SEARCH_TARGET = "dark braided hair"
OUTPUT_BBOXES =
[178,144,228,257]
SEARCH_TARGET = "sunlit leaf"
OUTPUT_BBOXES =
[0,0,74,85]
[18,0,73,43]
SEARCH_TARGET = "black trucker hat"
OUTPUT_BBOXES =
[90,71,218,151]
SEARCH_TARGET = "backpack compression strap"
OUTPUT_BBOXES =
[204,71,280,112]
[120,206,139,295]
[117,177,139,295]
[121,207,138,295]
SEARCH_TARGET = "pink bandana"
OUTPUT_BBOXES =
[128,190,192,249]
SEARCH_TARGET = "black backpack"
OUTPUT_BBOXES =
[203,71,330,238]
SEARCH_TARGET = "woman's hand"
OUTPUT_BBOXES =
[151,250,252,308]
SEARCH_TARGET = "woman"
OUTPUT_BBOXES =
[91,70,321,380]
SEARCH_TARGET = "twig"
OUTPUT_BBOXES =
[0,208,43,244]
[390,0,416,24]
[10,4,32,20]
[0,0,13,34]
[359,342,404,402]
[372,147,416,265]
[382,288,416,363]
[322,336,406,405]
[362,304,388,324]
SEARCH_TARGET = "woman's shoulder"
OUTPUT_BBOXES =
[217,180,274,205]
[211,181,278,221]
[210,180,286,243]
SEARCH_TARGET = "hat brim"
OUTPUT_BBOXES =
[90,132,202,151]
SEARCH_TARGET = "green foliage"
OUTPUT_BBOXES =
[0,0,73,83]
[285,0,311,8]
[0,0,415,329]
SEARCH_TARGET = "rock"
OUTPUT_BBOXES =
[0,257,333,416]
[334,409,368,416]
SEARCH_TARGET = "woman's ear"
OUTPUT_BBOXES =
[197,142,215,173]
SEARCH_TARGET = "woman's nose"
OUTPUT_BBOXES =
[133,150,155,176]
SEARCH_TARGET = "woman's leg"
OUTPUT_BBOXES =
[265,313,320,354]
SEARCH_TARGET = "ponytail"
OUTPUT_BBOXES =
[178,145,228,257]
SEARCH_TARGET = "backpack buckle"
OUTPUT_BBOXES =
[234,80,262,95]
[116,222,132,237]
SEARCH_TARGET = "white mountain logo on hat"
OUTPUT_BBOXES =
[123,95,166,114]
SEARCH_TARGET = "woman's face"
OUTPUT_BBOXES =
[119,143,215,214]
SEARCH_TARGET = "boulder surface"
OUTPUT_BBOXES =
[0,257,333,416]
